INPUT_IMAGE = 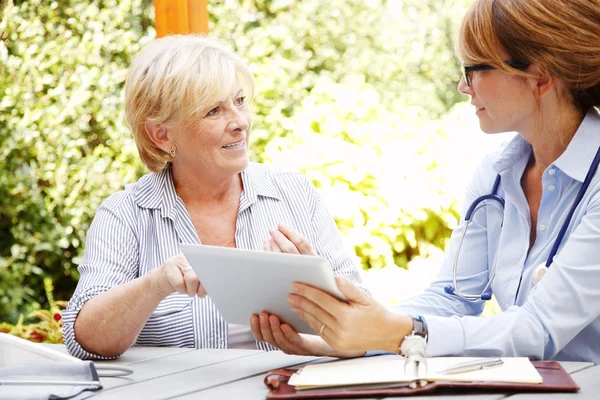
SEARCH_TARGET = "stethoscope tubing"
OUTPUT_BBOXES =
[545,146,600,267]
[446,145,600,301]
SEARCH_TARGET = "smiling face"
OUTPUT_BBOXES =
[170,89,252,179]
[457,58,537,135]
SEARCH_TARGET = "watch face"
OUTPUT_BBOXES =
[400,334,427,357]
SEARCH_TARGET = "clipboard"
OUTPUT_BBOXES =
[264,361,579,399]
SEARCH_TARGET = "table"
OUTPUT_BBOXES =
[45,345,597,399]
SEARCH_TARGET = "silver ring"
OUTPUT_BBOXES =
[319,323,326,335]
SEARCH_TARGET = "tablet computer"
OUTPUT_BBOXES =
[180,243,346,335]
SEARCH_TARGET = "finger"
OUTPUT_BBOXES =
[175,254,206,297]
[196,282,207,298]
[269,227,299,254]
[165,265,187,294]
[291,283,345,316]
[335,276,371,305]
[182,268,201,297]
[280,324,309,347]
[278,223,316,255]
[175,258,193,275]
[259,312,277,345]
[177,253,192,268]
[290,304,336,340]
[280,324,328,356]
[269,316,308,355]
[250,314,264,342]
[277,322,306,349]
[263,238,272,252]
[288,294,337,333]
[270,237,282,253]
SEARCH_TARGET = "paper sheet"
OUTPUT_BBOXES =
[289,355,543,390]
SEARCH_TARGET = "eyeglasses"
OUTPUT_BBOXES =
[462,59,530,87]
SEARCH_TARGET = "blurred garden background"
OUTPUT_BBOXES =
[0,0,509,341]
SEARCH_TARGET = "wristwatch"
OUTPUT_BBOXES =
[400,316,429,389]
[410,315,428,341]
[399,315,428,357]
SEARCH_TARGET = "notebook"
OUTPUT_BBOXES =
[288,355,542,390]
[264,359,579,399]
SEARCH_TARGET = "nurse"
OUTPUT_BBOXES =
[252,0,600,363]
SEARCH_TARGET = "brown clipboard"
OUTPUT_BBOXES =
[264,361,579,399]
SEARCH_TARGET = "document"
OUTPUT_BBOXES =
[288,355,543,390]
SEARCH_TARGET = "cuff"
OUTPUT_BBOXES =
[62,287,119,360]
[423,314,465,357]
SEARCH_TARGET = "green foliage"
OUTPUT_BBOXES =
[1,0,471,323]
[0,278,67,343]
[263,79,461,269]
[0,0,153,322]
[209,0,469,269]
[209,0,469,155]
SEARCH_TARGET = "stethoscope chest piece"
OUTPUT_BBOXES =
[532,263,547,286]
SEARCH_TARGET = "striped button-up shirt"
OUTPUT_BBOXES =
[63,162,364,359]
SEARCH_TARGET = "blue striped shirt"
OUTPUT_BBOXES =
[63,163,364,359]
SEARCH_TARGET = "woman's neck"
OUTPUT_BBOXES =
[170,165,243,207]
[525,107,585,173]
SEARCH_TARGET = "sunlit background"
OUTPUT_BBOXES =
[0,0,511,338]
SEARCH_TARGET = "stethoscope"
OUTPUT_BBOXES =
[445,146,600,301]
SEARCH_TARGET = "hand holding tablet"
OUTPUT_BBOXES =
[180,243,346,335]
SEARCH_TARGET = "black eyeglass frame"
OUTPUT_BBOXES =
[463,59,530,87]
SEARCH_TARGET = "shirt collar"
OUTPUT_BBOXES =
[493,108,600,181]
[492,134,531,174]
[554,108,600,182]
[240,163,282,204]
[132,165,179,219]
[133,163,282,216]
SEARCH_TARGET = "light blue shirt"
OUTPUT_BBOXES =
[396,108,600,363]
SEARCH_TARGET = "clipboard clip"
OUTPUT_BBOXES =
[264,369,297,390]
[404,357,428,388]
[401,334,428,388]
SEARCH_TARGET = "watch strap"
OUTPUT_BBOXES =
[411,315,428,340]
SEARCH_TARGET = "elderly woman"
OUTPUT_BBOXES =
[62,35,364,359]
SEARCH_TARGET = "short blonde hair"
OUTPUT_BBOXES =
[124,34,255,172]
[458,0,600,113]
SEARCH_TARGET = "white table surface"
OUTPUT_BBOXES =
[43,345,596,400]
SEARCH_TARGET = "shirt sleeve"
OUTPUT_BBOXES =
[306,180,369,294]
[62,201,139,360]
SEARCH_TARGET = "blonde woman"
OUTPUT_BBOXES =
[62,35,365,359]
[256,0,600,363]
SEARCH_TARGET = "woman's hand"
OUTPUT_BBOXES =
[249,312,365,358]
[289,276,413,353]
[264,223,316,255]
[151,253,207,300]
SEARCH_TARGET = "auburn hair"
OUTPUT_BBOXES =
[458,0,600,112]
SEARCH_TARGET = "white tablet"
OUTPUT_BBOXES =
[180,243,346,335]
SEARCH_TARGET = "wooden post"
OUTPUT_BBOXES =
[154,0,209,38]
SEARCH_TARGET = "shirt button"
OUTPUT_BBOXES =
[548,169,556,175]
[548,184,555,191]
[540,224,547,231]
